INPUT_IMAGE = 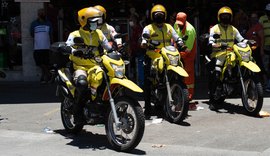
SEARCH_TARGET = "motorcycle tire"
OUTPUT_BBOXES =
[105,96,145,152]
[164,82,189,123]
[241,79,263,116]
[60,97,84,134]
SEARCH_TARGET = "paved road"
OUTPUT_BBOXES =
[1,78,270,156]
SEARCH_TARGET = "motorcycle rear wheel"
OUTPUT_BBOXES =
[164,82,189,123]
[105,96,145,152]
[61,97,84,134]
[241,79,263,116]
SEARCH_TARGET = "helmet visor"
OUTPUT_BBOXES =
[219,13,231,24]
[153,12,165,24]
[86,18,101,31]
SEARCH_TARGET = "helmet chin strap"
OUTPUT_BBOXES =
[220,23,229,29]
[155,23,164,28]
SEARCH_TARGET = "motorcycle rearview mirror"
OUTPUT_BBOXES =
[142,33,151,39]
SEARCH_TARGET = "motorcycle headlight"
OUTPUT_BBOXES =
[167,54,179,66]
[239,50,251,61]
[110,63,125,78]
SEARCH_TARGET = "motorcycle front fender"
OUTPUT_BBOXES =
[167,65,189,77]
[58,70,75,96]
[111,78,143,93]
[240,61,261,72]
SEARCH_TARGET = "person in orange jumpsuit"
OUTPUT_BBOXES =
[173,12,197,110]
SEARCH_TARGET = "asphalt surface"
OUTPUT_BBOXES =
[1,76,270,156]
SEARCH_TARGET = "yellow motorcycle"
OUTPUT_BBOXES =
[50,37,145,152]
[206,34,263,116]
[143,34,189,123]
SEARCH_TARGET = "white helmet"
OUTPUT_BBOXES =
[265,3,270,11]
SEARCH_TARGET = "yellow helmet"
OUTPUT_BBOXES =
[150,4,167,21]
[217,6,233,22]
[77,7,102,27]
[94,5,106,19]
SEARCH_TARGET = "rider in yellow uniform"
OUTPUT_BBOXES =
[141,4,183,118]
[66,7,112,124]
[94,5,122,49]
[208,6,248,110]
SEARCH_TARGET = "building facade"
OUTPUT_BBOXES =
[0,0,268,81]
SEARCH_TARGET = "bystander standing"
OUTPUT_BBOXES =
[30,8,53,84]
[259,3,270,91]
[246,11,266,85]
[173,12,197,110]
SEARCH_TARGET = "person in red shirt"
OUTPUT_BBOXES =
[129,14,144,85]
[245,11,266,85]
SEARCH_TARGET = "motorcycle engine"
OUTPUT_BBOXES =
[224,83,234,96]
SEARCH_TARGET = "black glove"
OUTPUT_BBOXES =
[73,50,84,57]
[59,46,72,55]
[176,40,187,51]
[247,40,256,45]
[107,48,115,54]
[176,40,184,48]
[220,42,228,49]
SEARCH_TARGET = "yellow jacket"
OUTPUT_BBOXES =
[66,28,111,70]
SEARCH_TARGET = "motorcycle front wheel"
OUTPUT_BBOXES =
[61,97,84,134]
[105,96,145,152]
[241,78,263,116]
[164,82,189,123]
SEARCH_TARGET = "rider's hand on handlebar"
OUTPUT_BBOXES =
[176,40,187,51]
[220,42,228,49]
[176,40,184,48]
[73,49,84,57]
[247,40,256,45]
[178,45,187,52]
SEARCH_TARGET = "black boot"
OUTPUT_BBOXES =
[73,102,84,125]
[143,71,152,120]
[209,100,217,111]
[73,75,88,124]
[144,103,151,120]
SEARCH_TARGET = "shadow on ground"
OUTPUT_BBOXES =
[201,100,263,118]
[54,129,146,154]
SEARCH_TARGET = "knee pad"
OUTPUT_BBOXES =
[76,75,88,92]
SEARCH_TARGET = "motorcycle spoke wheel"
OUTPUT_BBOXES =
[105,97,145,152]
[165,83,188,123]
[242,79,263,116]
[60,97,83,133]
